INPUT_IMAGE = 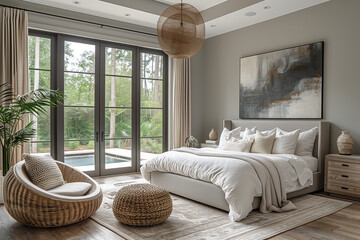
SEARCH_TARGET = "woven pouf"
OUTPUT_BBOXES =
[112,184,172,226]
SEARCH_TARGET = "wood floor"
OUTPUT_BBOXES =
[1,173,359,240]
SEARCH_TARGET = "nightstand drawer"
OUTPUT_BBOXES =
[328,170,360,186]
[327,182,360,196]
[328,159,360,173]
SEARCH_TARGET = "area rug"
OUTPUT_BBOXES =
[91,179,351,240]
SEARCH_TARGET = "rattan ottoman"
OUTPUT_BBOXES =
[112,183,172,226]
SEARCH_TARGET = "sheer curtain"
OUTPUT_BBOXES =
[0,7,29,166]
[171,58,191,149]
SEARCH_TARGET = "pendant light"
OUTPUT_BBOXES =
[157,0,205,59]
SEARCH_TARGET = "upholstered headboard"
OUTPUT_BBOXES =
[223,120,330,174]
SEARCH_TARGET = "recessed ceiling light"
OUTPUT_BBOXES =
[245,12,256,17]
[264,6,271,10]
[73,0,80,4]
[125,13,131,17]
[210,24,216,28]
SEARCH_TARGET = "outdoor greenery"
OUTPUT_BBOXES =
[28,36,164,155]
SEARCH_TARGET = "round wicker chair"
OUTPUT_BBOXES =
[3,160,103,227]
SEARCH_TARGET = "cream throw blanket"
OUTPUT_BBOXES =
[141,148,313,221]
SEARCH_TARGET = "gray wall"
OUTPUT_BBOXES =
[191,0,360,154]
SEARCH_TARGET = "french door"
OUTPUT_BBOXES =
[48,34,167,177]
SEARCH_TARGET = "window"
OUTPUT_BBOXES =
[28,35,52,154]
[28,30,168,176]
[140,52,166,164]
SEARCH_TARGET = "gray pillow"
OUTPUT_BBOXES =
[24,153,65,190]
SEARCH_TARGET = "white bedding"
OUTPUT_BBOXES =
[141,147,313,221]
[301,156,318,172]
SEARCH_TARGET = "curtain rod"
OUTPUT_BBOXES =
[0,4,157,37]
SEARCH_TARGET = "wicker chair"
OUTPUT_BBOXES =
[3,160,103,227]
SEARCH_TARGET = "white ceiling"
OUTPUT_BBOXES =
[22,0,330,38]
[155,0,228,11]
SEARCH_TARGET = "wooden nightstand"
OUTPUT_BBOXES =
[200,143,218,148]
[325,154,360,199]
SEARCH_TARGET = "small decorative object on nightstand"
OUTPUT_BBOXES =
[325,154,360,199]
[337,131,354,155]
[209,128,218,141]
[184,136,200,148]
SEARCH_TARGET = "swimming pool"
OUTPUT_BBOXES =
[64,155,128,167]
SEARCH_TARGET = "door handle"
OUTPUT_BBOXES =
[95,132,99,142]
[101,131,105,142]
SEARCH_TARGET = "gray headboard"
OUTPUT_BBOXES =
[223,120,330,174]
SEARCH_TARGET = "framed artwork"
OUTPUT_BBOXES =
[240,41,324,119]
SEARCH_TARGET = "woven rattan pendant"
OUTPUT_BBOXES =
[157,1,205,59]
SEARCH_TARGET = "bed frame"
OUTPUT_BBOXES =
[150,120,330,211]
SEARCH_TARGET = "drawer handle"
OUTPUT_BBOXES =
[342,164,349,167]
[341,187,349,190]
[341,175,349,178]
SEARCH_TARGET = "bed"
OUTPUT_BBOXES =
[141,120,329,220]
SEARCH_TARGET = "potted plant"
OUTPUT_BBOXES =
[0,83,63,203]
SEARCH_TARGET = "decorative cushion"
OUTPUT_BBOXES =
[296,127,318,156]
[250,131,276,154]
[277,127,318,156]
[240,126,257,138]
[272,129,300,154]
[223,137,254,152]
[261,128,277,136]
[218,127,241,149]
[48,182,92,196]
[243,127,275,138]
[24,153,65,190]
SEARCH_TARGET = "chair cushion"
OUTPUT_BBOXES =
[24,153,65,190]
[48,182,92,196]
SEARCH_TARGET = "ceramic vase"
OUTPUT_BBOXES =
[209,128,218,141]
[337,131,354,155]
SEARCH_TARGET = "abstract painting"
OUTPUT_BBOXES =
[240,42,323,119]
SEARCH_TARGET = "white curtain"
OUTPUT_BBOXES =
[0,7,29,166]
[171,58,191,149]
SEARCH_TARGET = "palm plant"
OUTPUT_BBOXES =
[0,83,64,176]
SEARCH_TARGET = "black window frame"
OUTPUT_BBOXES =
[28,29,168,175]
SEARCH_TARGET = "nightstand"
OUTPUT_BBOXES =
[200,143,218,148]
[325,154,360,199]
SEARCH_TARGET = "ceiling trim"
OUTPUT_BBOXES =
[99,0,168,16]
[201,0,263,22]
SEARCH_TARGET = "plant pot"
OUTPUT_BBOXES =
[0,170,3,204]
[337,131,354,155]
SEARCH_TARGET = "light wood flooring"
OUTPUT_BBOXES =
[1,173,359,240]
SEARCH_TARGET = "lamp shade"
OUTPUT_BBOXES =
[157,3,205,59]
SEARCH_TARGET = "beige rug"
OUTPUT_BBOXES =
[91,179,351,240]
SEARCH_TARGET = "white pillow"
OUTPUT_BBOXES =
[251,131,276,154]
[243,127,275,138]
[272,129,300,154]
[240,126,257,138]
[218,127,241,149]
[223,137,254,152]
[48,182,92,196]
[296,127,318,156]
[277,127,318,156]
[261,128,277,136]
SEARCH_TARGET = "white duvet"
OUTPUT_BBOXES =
[141,147,313,221]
